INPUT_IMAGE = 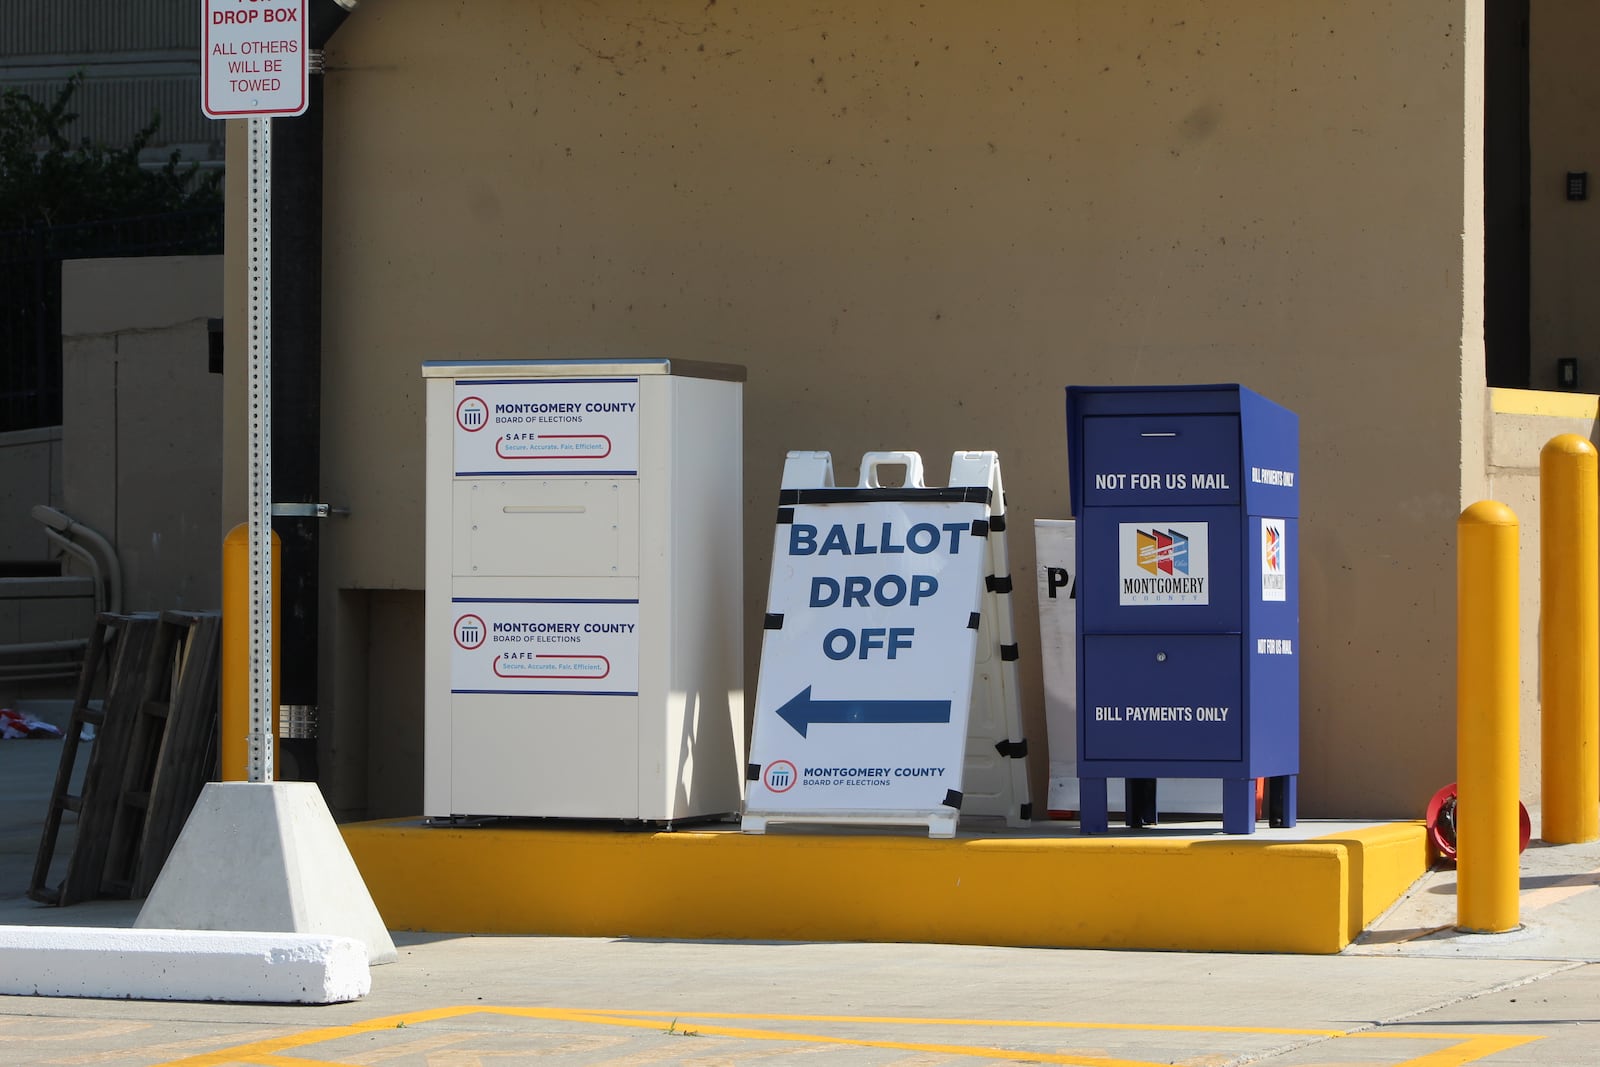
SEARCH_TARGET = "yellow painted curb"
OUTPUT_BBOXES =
[1311,821,1432,939]
[342,820,1431,955]
[1490,387,1600,420]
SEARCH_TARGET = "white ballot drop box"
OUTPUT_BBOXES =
[422,359,746,823]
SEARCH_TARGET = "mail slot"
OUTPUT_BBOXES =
[1082,634,1243,762]
[1080,414,1242,507]
[1066,383,1299,835]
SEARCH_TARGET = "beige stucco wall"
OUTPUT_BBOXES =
[1531,1,1600,391]
[226,1,1486,821]
[63,256,224,613]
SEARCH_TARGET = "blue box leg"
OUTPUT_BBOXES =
[1269,774,1297,828]
[1079,777,1109,834]
[1222,777,1257,834]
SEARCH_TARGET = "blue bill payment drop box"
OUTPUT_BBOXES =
[1065,384,1299,834]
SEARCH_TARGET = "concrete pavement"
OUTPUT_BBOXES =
[4,736,1600,1065]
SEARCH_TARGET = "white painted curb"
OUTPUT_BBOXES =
[0,926,371,1003]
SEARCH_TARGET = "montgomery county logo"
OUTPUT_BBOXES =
[1136,528,1190,576]
[455,395,489,432]
[1262,518,1286,602]
[763,760,797,793]
[453,613,487,649]
[1119,521,1209,605]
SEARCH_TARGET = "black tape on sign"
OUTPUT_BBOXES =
[764,613,785,630]
[994,738,1028,759]
[986,574,1014,595]
[970,519,990,538]
[1020,802,1033,821]
[776,507,795,525]
[943,789,964,810]
[989,513,1007,533]
[782,487,994,506]
[1001,643,1020,661]
[967,611,981,630]
[747,763,761,781]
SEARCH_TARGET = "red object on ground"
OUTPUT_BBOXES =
[1426,782,1532,861]
[0,708,64,739]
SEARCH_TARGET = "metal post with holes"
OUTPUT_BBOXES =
[247,115,275,785]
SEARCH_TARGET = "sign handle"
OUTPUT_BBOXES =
[857,451,926,489]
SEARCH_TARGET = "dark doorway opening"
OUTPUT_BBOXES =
[1485,0,1531,388]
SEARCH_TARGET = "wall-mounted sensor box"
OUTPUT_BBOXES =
[1558,357,1579,391]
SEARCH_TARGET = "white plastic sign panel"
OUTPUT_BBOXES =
[746,498,986,818]
[453,379,640,476]
[202,0,308,118]
[450,598,639,696]
[1033,520,1079,814]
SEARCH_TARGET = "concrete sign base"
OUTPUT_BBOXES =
[135,782,398,965]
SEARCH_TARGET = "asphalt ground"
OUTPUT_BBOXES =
[4,737,1600,1066]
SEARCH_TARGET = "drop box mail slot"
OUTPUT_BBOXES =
[1080,414,1242,507]
[453,478,641,578]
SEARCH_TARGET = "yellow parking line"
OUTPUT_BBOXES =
[1345,1031,1544,1067]
[560,1006,1345,1036]
[1522,869,1600,911]
[150,1005,1542,1067]
[521,1009,1165,1066]
[235,1056,371,1067]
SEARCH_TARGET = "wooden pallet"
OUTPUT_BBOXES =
[103,611,222,898]
[28,614,160,905]
[28,611,222,905]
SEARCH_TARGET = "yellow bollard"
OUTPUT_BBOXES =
[1457,500,1521,933]
[221,523,280,782]
[1540,434,1600,844]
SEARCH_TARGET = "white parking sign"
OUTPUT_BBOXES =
[202,0,308,118]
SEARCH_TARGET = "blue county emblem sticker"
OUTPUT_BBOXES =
[1118,521,1210,605]
[455,395,489,432]
[763,760,797,793]
[453,613,487,649]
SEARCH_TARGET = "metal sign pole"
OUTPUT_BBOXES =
[246,115,275,785]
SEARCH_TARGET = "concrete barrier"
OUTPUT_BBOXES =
[0,926,370,1003]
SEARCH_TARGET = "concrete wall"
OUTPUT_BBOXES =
[1484,387,1599,831]
[225,1,1486,821]
[0,427,62,561]
[1531,2,1600,390]
[63,256,224,613]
